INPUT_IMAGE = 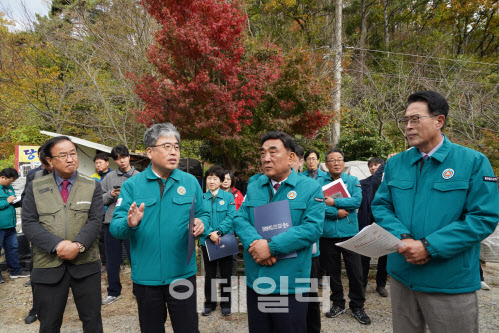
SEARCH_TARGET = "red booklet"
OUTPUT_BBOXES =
[322,178,351,199]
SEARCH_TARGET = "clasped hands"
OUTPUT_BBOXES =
[398,238,431,265]
[55,240,79,261]
[248,239,277,266]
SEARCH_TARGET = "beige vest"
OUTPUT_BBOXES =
[32,173,100,268]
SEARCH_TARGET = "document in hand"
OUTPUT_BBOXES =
[205,233,239,261]
[187,197,196,264]
[253,200,297,259]
[322,178,351,199]
[336,223,406,258]
[12,197,21,204]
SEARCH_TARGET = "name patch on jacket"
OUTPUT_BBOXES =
[315,197,325,202]
[484,176,497,182]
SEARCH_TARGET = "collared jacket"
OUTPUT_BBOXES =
[319,172,362,238]
[0,185,18,229]
[201,189,236,246]
[301,168,327,181]
[372,136,499,294]
[233,170,325,294]
[102,167,140,224]
[110,165,209,286]
[231,187,244,210]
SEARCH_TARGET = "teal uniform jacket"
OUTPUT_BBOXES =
[319,173,362,238]
[110,165,210,286]
[0,185,17,229]
[298,170,323,258]
[200,189,236,246]
[248,173,263,185]
[372,136,499,294]
[301,168,327,182]
[233,169,325,294]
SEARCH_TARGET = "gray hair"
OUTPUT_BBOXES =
[143,123,181,148]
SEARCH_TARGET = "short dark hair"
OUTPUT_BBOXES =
[260,131,296,152]
[39,144,49,165]
[293,144,304,160]
[93,153,109,162]
[111,145,130,160]
[304,149,320,161]
[205,165,225,182]
[325,148,344,160]
[224,170,235,187]
[407,90,449,130]
[43,136,76,158]
[368,157,385,167]
[0,167,19,180]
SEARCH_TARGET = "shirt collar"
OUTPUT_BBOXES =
[145,164,180,181]
[53,171,77,187]
[419,135,444,157]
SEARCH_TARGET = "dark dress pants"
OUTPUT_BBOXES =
[320,237,365,310]
[33,270,102,333]
[133,275,199,333]
[104,224,130,297]
[201,245,233,309]
[306,256,321,333]
[247,286,308,333]
[361,254,388,288]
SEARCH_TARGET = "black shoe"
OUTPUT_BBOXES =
[376,286,388,297]
[0,274,4,284]
[25,308,37,324]
[325,305,346,318]
[10,270,30,279]
[221,307,231,316]
[202,307,215,316]
[351,307,371,325]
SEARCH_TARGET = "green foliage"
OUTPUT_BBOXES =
[8,125,47,145]
[337,129,394,161]
[0,155,16,171]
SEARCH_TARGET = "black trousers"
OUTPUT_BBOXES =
[320,237,365,310]
[306,256,321,333]
[361,254,387,288]
[247,287,308,333]
[133,275,199,333]
[33,270,102,333]
[104,224,131,297]
[201,245,233,309]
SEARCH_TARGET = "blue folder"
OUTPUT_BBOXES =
[253,200,297,259]
[205,233,239,261]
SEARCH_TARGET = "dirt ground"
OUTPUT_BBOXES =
[1,263,498,333]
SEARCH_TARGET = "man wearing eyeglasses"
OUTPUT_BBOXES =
[100,145,139,305]
[372,90,499,333]
[319,149,371,325]
[301,149,327,181]
[22,136,105,332]
[110,123,208,333]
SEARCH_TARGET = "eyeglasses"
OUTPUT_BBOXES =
[51,152,77,160]
[326,158,344,164]
[306,157,318,162]
[399,115,436,126]
[150,142,181,152]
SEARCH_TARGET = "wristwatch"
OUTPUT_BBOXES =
[74,242,85,253]
[216,231,222,237]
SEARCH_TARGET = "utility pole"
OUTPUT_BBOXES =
[331,0,342,147]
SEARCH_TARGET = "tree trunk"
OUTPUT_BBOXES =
[331,0,342,147]
[383,0,389,55]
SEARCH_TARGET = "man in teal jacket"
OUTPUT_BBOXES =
[200,165,236,317]
[319,149,370,325]
[110,123,208,333]
[301,149,327,181]
[372,91,499,333]
[0,168,29,282]
[234,131,324,333]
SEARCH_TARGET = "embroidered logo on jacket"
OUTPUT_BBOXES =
[442,169,454,180]
[177,186,186,195]
[287,191,297,200]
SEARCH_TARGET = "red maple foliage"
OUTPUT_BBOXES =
[134,0,281,140]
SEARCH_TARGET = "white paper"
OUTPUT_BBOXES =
[12,197,21,204]
[336,223,405,258]
[321,178,351,198]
